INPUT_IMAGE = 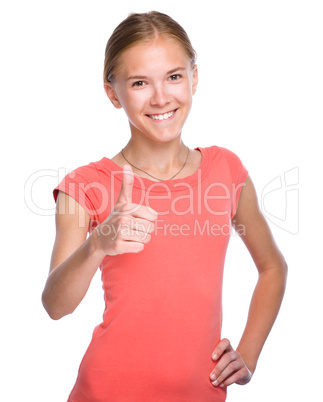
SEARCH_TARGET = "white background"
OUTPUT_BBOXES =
[1,1,322,401]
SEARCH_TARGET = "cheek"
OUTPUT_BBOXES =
[173,84,192,101]
[121,94,150,123]
[125,90,151,112]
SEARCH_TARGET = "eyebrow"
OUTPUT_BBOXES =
[126,67,186,81]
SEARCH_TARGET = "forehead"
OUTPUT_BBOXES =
[116,37,190,77]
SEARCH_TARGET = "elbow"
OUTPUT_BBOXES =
[281,256,288,281]
[276,254,288,285]
[276,252,288,280]
[41,291,70,321]
[276,257,288,292]
[279,259,288,300]
[259,256,288,288]
[41,292,60,320]
[47,311,63,321]
[47,309,64,321]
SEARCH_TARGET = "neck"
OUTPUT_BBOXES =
[122,137,189,178]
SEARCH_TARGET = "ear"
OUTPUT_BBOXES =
[104,82,122,109]
[192,64,198,95]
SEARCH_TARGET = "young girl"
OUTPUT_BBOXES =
[42,11,288,402]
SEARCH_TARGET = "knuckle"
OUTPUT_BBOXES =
[142,233,151,242]
[148,222,155,232]
[147,206,158,217]
[223,338,231,347]
[119,215,130,225]
[222,354,231,366]
[118,202,131,212]
[228,360,239,371]
[229,351,238,360]
[114,202,125,213]
[130,203,141,214]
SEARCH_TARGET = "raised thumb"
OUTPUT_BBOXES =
[117,164,134,204]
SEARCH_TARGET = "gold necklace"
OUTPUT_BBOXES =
[121,146,190,181]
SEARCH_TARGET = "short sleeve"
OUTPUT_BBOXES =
[53,163,108,227]
[219,147,249,219]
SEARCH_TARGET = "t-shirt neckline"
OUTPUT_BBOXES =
[100,146,209,192]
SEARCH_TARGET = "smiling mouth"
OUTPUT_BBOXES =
[146,109,177,121]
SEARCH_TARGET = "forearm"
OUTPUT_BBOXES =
[236,262,288,373]
[42,233,105,320]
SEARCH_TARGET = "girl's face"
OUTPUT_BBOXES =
[104,36,198,144]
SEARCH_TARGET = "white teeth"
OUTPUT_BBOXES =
[149,110,175,120]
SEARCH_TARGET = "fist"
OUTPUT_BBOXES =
[94,164,158,256]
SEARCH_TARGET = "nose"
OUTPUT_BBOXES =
[150,84,169,107]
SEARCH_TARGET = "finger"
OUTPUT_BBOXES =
[211,358,244,387]
[113,217,153,241]
[117,241,145,254]
[212,338,233,361]
[117,164,134,204]
[222,367,250,387]
[120,229,152,243]
[210,350,239,381]
[130,218,155,234]
[217,365,251,388]
[115,203,158,222]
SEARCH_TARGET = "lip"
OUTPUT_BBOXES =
[146,109,178,121]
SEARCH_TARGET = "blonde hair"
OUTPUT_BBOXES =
[103,11,197,84]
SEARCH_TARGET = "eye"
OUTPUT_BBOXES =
[169,74,181,81]
[132,81,145,87]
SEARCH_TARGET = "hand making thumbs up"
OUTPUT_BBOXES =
[93,164,158,256]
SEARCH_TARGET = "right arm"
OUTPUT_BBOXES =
[42,165,157,320]
[41,191,105,320]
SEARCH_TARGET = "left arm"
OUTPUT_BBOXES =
[210,175,288,388]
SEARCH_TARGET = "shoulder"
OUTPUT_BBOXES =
[60,157,113,189]
[53,158,107,204]
[201,144,247,172]
[210,145,244,163]
[53,157,113,225]
[70,157,107,178]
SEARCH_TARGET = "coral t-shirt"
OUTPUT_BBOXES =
[53,145,248,402]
